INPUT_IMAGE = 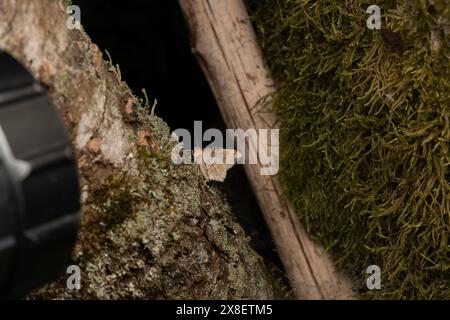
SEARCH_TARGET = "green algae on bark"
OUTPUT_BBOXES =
[250,0,450,299]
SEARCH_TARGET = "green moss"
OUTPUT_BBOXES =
[78,176,135,259]
[251,0,450,299]
[61,0,73,7]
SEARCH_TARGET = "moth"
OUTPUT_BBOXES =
[193,148,241,182]
[380,27,402,49]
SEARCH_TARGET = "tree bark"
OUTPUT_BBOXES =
[0,0,273,299]
[179,0,355,299]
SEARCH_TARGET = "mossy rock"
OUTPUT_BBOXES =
[250,0,450,299]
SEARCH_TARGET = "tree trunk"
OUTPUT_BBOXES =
[0,0,273,299]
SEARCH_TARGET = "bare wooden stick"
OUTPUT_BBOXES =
[179,0,355,299]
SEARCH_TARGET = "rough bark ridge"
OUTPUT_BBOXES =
[0,0,273,299]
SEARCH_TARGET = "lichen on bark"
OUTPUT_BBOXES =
[0,0,273,299]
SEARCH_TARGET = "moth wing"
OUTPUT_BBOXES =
[194,148,239,182]
[193,148,203,163]
[223,149,239,170]
[206,164,228,182]
[208,149,239,182]
[193,148,209,180]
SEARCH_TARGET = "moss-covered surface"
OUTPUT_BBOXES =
[250,0,450,299]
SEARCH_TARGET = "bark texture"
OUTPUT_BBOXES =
[0,0,273,299]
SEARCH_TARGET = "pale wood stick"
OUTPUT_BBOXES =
[179,0,355,299]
